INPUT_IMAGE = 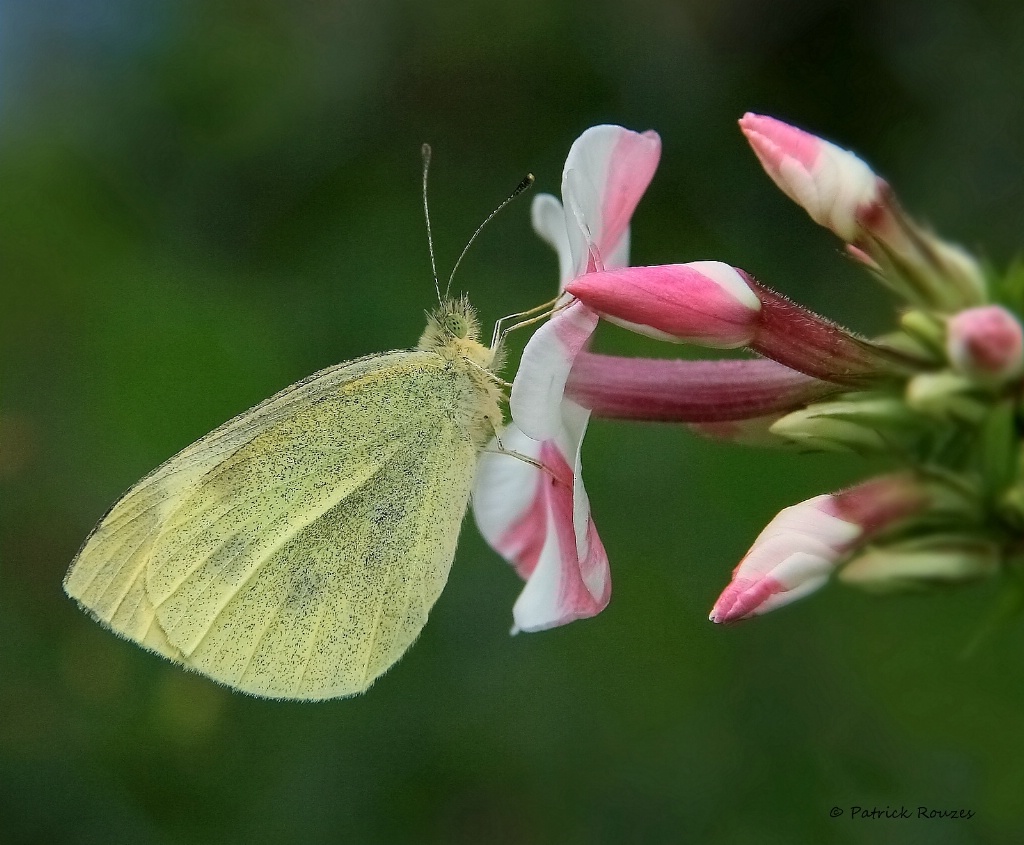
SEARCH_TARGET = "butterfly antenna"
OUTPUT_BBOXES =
[445,172,535,300]
[421,143,442,305]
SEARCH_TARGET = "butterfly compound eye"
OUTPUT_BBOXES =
[445,313,470,339]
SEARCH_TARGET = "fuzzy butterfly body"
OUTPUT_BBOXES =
[64,299,504,701]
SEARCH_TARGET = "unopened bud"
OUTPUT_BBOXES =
[769,396,917,453]
[857,192,988,311]
[906,371,987,424]
[899,310,946,358]
[998,485,1024,532]
[739,113,880,243]
[839,535,1000,592]
[946,305,1024,382]
[565,261,761,348]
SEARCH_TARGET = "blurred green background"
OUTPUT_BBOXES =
[3,1,1024,843]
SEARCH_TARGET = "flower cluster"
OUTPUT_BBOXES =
[475,116,1024,630]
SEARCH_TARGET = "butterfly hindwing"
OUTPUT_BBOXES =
[66,350,490,700]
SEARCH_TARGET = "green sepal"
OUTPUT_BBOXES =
[977,400,1016,499]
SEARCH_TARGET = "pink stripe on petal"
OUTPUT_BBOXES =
[472,424,548,578]
[496,473,548,580]
[598,129,662,263]
[542,441,610,610]
[710,576,785,623]
[752,573,831,617]
[561,125,661,280]
[511,441,609,632]
[740,113,822,173]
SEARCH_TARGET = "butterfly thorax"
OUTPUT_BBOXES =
[417,297,505,448]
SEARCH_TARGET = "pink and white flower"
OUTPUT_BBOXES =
[709,473,942,623]
[473,124,660,632]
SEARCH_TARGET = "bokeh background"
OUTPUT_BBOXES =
[3,1,1024,843]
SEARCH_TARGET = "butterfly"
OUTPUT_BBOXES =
[64,155,535,701]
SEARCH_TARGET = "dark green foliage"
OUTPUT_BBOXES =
[2,1,1024,842]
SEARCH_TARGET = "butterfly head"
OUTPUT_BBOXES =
[419,297,498,370]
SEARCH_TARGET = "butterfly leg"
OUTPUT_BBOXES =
[482,418,561,484]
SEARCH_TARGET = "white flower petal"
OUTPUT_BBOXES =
[510,301,599,441]
[530,193,574,288]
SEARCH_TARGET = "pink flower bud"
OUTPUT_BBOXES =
[946,305,1024,381]
[709,474,934,623]
[740,112,881,243]
[742,113,987,310]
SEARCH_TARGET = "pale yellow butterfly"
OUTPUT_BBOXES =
[65,160,537,701]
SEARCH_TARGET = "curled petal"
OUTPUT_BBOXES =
[566,261,761,347]
[511,301,599,441]
[740,112,881,242]
[531,193,575,289]
[561,125,661,276]
[510,402,609,633]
